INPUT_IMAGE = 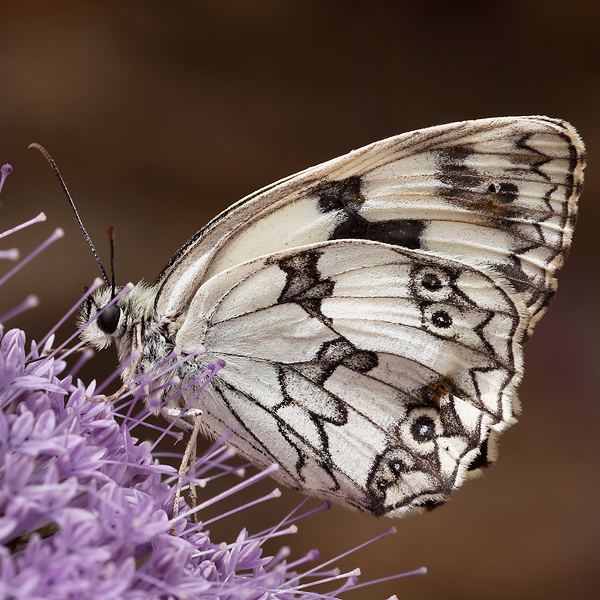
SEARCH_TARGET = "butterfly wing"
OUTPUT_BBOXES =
[175,240,528,516]
[155,116,585,336]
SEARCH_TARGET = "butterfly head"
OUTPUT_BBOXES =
[79,282,157,350]
[79,287,125,350]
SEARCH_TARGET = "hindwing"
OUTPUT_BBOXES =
[175,240,528,516]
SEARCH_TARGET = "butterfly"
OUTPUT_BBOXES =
[79,116,585,518]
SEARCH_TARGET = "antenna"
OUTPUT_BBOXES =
[107,227,116,298]
[28,143,111,288]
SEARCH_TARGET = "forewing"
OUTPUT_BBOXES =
[175,240,528,517]
[156,116,584,335]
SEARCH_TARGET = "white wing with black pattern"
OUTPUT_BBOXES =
[155,116,584,338]
[79,116,585,517]
[174,240,528,516]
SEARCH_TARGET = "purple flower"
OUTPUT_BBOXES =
[0,163,425,599]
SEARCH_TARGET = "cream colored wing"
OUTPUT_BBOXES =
[175,240,528,517]
[155,116,584,339]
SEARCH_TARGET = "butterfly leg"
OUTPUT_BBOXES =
[187,418,200,523]
[171,409,203,534]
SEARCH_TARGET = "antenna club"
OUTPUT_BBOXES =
[28,144,56,170]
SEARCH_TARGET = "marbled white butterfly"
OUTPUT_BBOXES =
[79,117,585,518]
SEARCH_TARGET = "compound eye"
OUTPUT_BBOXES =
[97,304,121,334]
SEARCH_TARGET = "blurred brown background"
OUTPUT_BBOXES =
[0,1,598,598]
